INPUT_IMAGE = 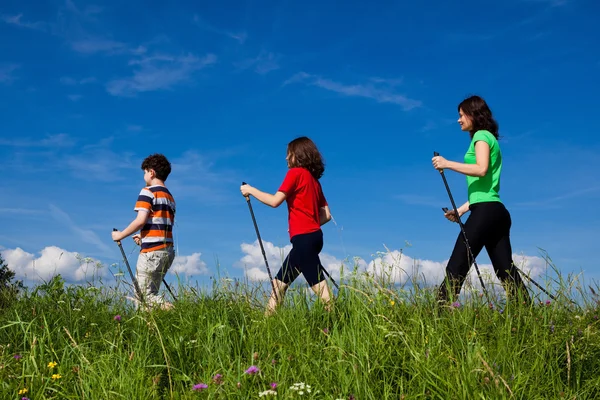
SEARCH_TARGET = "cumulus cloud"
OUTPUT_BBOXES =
[236,239,356,282]
[1,246,106,283]
[170,253,208,276]
[236,240,547,297]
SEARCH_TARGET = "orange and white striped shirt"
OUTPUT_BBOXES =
[134,185,176,253]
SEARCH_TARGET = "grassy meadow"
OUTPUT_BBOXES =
[1,255,600,399]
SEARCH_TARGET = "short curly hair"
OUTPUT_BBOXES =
[141,153,172,181]
[458,95,499,139]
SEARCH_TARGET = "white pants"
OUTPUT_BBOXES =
[135,248,175,306]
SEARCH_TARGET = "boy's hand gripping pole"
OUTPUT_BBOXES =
[242,182,279,302]
[433,152,490,304]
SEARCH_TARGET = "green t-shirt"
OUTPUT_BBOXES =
[464,130,502,205]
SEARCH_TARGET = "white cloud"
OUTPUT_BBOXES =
[236,239,354,283]
[236,239,549,298]
[284,72,422,110]
[1,246,106,282]
[106,53,217,97]
[170,253,208,276]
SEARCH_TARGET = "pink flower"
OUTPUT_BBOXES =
[244,365,259,375]
[270,382,277,389]
[114,315,122,322]
[192,383,208,391]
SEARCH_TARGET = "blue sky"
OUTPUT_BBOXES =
[1,0,599,294]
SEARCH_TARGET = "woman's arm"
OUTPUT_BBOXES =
[432,141,490,177]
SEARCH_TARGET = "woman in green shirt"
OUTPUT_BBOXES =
[432,95,530,304]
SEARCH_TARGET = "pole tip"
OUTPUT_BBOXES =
[242,181,247,185]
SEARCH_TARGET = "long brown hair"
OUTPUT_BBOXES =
[458,95,499,139]
[287,136,325,179]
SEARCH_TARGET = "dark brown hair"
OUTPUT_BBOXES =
[141,153,171,181]
[458,95,499,139]
[287,136,325,179]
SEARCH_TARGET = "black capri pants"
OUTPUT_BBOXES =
[438,201,529,301]
[275,229,326,287]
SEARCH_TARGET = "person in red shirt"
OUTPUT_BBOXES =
[240,136,333,315]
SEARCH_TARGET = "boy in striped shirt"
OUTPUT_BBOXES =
[112,153,176,310]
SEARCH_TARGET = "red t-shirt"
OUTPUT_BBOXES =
[278,167,327,239]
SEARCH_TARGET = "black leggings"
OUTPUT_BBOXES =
[438,201,529,302]
[275,230,326,287]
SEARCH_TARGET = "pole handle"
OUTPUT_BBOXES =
[112,228,121,244]
[242,181,250,200]
[433,151,439,156]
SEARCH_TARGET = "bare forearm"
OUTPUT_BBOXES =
[121,219,146,238]
[458,201,470,215]
[445,160,487,177]
[250,188,279,207]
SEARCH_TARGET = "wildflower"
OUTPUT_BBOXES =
[245,365,260,375]
[545,300,551,306]
[48,361,57,369]
[451,301,461,308]
[192,383,208,391]
[52,374,62,380]
[14,354,22,360]
[271,359,277,365]
[114,315,122,322]
[498,308,504,314]
[22,397,30,400]
[322,328,329,334]
[271,382,277,389]
[259,389,278,397]
[390,300,395,306]
[18,388,28,395]
[213,374,223,384]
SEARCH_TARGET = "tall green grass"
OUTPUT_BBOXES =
[1,256,600,399]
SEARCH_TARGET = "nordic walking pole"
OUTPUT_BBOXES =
[113,228,145,304]
[320,265,340,290]
[241,182,278,301]
[433,152,491,304]
[162,279,178,302]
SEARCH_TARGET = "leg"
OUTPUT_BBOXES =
[136,249,174,309]
[438,210,487,303]
[310,276,333,312]
[298,231,332,311]
[485,209,530,304]
[266,250,301,316]
[265,278,290,316]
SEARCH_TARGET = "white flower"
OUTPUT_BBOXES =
[258,389,277,397]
